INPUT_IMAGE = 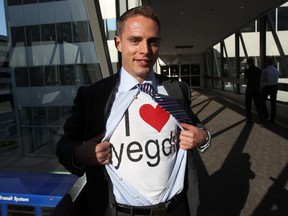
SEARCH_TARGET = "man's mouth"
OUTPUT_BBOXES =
[136,59,150,65]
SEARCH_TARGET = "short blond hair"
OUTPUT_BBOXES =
[117,6,161,36]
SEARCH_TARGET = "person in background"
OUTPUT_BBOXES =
[244,58,264,124]
[56,5,211,216]
[261,58,280,123]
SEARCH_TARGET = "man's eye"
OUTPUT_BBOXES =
[150,40,159,47]
[151,42,159,46]
[130,39,139,44]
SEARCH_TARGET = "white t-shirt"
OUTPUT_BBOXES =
[110,91,179,204]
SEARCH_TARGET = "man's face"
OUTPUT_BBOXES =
[115,15,160,82]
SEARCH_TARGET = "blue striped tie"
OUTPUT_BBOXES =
[137,83,193,125]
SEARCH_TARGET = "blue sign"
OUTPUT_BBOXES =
[0,172,78,209]
[0,192,61,207]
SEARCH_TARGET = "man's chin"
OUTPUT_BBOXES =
[136,70,152,77]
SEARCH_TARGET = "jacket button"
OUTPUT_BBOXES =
[110,203,115,209]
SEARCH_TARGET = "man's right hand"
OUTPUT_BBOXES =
[74,132,111,166]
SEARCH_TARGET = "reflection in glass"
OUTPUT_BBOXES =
[21,127,34,154]
[47,106,62,125]
[34,127,50,153]
[41,24,56,44]
[73,21,92,43]
[30,67,44,86]
[32,107,48,125]
[62,106,72,122]
[23,0,38,4]
[11,27,25,47]
[19,107,33,126]
[59,65,75,85]
[7,0,22,6]
[278,7,288,31]
[57,23,72,43]
[15,68,29,87]
[44,66,60,86]
[26,25,41,46]
[240,21,256,32]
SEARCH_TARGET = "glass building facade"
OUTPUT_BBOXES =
[6,0,105,156]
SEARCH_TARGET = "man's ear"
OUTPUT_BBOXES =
[114,36,122,52]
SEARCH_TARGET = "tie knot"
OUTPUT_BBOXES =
[137,83,155,96]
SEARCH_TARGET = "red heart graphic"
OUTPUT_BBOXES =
[139,104,170,132]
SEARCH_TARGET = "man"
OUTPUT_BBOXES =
[244,58,264,124]
[56,6,210,216]
[261,58,280,123]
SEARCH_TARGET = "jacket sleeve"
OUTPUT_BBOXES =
[179,81,211,152]
[178,81,200,125]
[56,86,87,176]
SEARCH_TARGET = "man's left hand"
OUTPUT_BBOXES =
[179,123,207,150]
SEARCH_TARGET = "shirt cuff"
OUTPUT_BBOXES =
[197,128,211,152]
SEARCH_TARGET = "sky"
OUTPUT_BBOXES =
[0,0,7,36]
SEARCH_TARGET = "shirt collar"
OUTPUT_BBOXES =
[119,67,157,92]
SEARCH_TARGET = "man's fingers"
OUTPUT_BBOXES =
[95,142,111,165]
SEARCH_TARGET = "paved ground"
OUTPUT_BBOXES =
[192,89,288,216]
[0,88,287,216]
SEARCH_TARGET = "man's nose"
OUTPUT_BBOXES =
[139,41,149,53]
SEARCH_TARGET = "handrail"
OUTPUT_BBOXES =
[205,76,288,92]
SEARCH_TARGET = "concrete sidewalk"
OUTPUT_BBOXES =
[193,89,288,216]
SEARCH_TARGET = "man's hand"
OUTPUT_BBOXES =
[179,123,207,150]
[74,132,111,166]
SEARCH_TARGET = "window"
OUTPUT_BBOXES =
[15,67,29,87]
[259,10,276,31]
[191,64,200,75]
[32,107,48,125]
[170,65,179,76]
[181,64,190,75]
[39,0,55,2]
[41,24,56,44]
[160,66,169,76]
[240,21,256,32]
[26,25,41,46]
[267,10,276,31]
[59,65,75,85]
[105,18,117,40]
[11,27,25,47]
[34,127,50,150]
[19,107,33,126]
[44,66,60,85]
[7,0,23,6]
[78,64,101,85]
[23,0,38,4]
[30,67,44,86]
[57,22,72,43]
[47,106,62,125]
[73,21,92,43]
[62,106,72,122]
[278,7,288,30]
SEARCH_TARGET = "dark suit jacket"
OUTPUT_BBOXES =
[56,72,201,216]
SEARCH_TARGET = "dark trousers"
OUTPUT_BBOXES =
[245,90,264,122]
[262,85,278,122]
[116,199,189,216]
